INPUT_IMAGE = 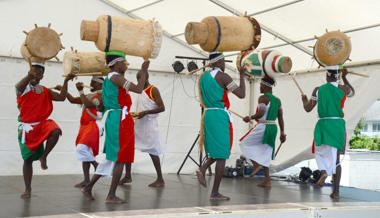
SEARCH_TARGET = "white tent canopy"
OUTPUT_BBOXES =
[0,0,379,175]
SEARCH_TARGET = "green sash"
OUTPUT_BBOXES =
[262,92,280,159]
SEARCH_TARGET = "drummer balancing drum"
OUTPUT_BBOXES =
[21,23,64,61]
[185,16,261,52]
[63,50,109,77]
[80,15,162,60]
[237,50,292,78]
[313,30,351,66]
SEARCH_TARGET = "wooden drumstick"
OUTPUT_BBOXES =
[348,71,369,78]
[229,109,254,124]
[62,72,104,77]
[290,74,304,95]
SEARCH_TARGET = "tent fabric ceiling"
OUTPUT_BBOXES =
[108,0,380,70]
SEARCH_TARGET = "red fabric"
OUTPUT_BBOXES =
[17,86,53,123]
[75,94,102,156]
[144,85,155,101]
[117,87,134,163]
[271,55,280,72]
[229,122,233,150]
[21,119,61,151]
[222,90,230,109]
[239,125,257,142]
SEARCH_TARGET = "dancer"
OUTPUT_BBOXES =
[81,51,148,203]
[119,71,166,187]
[302,66,354,199]
[239,76,286,188]
[16,62,74,199]
[196,52,246,201]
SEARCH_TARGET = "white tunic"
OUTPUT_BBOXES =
[134,86,166,156]
[239,103,273,167]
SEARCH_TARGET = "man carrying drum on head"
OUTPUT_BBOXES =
[55,76,104,188]
[15,61,75,199]
[196,52,247,201]
[239,76,286,188]
[81,50,149,204]
[302,66,355,199]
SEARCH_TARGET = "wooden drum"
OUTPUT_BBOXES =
[185,16,261,52]
[237,50,292,78]
[80,15,162,59]
[63,51,109,76]
[22,24,63,61]
[313,31,351,66]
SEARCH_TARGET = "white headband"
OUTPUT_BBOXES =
[31,62,45,68]
[261,80,274,88]
[209,54,225,64]
[107,57,125,67]
[91,77,104,84]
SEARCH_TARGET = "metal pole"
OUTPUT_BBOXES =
[126,0,164,14]
[248,0,304,16]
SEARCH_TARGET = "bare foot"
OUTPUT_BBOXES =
[81,187,95,200]
[39,157,48,170]
[20,190,31,199]
[210,193,230,201]
[148,180,165,188]
[257,180,272,188]
[119,177,132,185]
[105,196,126,204]
[196,170,206,187]
[74,181,89,188]
[316,172,328,187]
[330,191,340,200]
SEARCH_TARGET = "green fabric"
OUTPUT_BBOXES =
[247,53,262,76]
[17,124,44,160]
[102,77,121,161]
[262,92,280,158]
[106,50,125,57]
[314,83,346,151]
[200,70,231,159]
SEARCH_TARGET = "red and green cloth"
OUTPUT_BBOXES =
[102,73,134,163]
[17,86,60,160]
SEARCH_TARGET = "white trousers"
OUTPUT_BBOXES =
[315,145,338,176]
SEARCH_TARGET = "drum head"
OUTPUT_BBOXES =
[314,31,351,66]
[25,27,62,59]
[63,51,78,76]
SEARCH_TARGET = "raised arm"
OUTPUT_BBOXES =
[215,67,246,99]
[110,61,149,94]
[340,68,355,97]
[15,72,33,96]
[137,86,165,119]
[49,73,75,101]
[302,87,318,112]
[76,82,97,108]
[52,85,82,104]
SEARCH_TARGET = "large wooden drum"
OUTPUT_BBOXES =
[23,25,63,61]
[185,16,261,52]
[237,50,292,78]
[80,15,162,60]
[63,51,109,76]
[20,44,45,64]
[313,31,351,66]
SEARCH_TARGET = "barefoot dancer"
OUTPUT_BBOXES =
[120,71,166,187]
[16,62,74,199]
[196,52,246,201]
[60,77,104,188]
[302,66,355,199]
[239,76,286,188]
[81,51,148,204]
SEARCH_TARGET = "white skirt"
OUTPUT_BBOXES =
[76,144,96,162]
[239,124,273,167]
[135,116,166,156]
[315,145,337,176]
[94,160,115,177]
